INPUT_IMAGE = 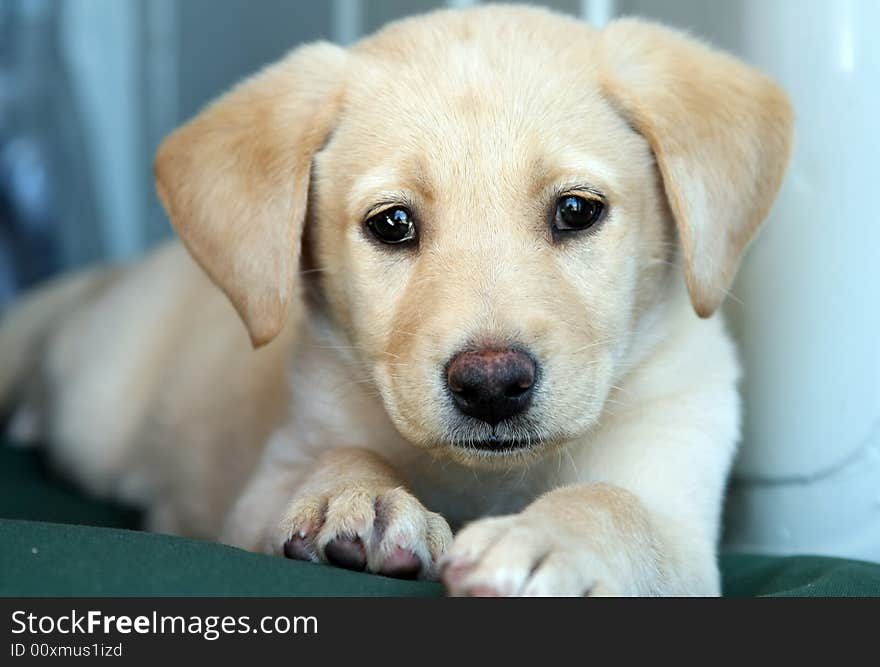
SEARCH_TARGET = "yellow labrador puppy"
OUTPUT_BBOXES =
[0,6,792,595]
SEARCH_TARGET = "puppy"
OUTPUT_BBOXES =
[0,6,792,595]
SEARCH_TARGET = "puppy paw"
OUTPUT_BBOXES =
[279,485,452,580]
[440,514,628,596]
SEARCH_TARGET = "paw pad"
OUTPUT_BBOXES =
[324,536,367,571]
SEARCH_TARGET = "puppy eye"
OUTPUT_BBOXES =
[365,207,417,245]
[553,195,605,232]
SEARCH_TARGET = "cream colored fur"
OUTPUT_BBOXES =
[0,6,792,595]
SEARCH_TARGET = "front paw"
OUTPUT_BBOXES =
[440,514,630,596]
[278,485,452,580]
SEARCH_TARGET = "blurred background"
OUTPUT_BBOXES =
[0,0,877,563]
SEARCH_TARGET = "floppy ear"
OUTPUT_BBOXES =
[598,19,794,317]
[155,42,348,347]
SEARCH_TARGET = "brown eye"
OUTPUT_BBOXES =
[553,195,605,232]
[365,207,417,245]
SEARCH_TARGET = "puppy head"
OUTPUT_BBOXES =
[156,7,793,467]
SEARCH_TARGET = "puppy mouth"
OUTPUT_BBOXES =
[454,435,545,453]
[441,417,553,455]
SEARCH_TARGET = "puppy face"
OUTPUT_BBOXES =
[311,22,669,464]
[156,7,793,468]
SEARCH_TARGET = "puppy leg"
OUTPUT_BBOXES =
[442,484,683,596]
[441,426,730,596]
[223,447,452,580]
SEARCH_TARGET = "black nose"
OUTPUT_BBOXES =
[446,348,537,426]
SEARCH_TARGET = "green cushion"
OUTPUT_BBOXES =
[0,519,442,597]
[2,444,879,597]
[719,553,880,598]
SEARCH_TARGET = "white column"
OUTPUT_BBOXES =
[332,0,363,45]
[723,0,880,562]
[61,0,144,260]
[581,0,615,26]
